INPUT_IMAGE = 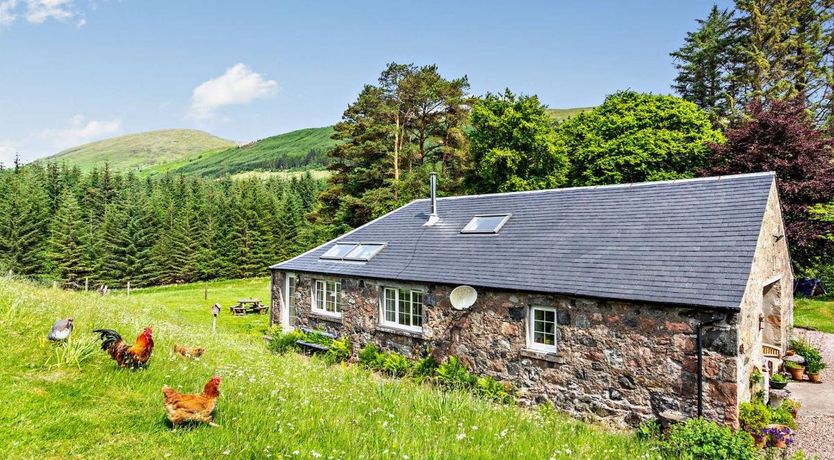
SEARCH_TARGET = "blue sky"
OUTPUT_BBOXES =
[0,1,732,164]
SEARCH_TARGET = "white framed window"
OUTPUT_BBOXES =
[381,287,423,331]
[287,273,297,326]
[320,242,386,261]
[460,214,510,234]
[527,306,557,353]
[313,280,342,316]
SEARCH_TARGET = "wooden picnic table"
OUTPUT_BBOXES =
[230,299,267,316]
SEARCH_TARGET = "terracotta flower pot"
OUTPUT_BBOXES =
[786,350,796,356]
[788,367,806,380]
[807,372,822,383]
[771,438,787,449]
[753,434,767,449]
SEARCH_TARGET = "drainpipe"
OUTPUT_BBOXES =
[697,316,724,417]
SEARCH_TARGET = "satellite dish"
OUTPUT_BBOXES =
[450,285,477,310]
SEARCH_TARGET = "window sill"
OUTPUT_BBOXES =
[520,348,565,364]
[376,324,425,339]
[309,311,343,323]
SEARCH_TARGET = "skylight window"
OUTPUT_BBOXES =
[320,242,386,261]
[460,214,510,234]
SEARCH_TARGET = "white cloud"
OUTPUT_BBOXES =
[39,115,122,150]
[0,0,17,27]
[189,63,278,120]
[0,142,19,166]
[0,0,86,27]
[24,0,77,24]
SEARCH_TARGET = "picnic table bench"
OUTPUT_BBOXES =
[230,299,267,316]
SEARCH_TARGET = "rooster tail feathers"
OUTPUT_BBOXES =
[92,328,122,350]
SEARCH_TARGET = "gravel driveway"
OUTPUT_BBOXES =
[791,329,834,458]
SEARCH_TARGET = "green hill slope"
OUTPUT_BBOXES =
[42,129,235,172]
[164,126,337,177]
[548,107,593,121]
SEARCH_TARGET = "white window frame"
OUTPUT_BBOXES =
[527,306,558,353]
[460,214,511,234]
[283,272,297,331]
[380,287,424,332]
[312,279,342,317]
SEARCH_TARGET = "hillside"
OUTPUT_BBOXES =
[41,129,236,172]
[163,126,337,177]
[548,107,593,121]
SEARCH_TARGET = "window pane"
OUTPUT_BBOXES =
[385,289,397,322]
[344,243,385,261]
[288,276,297,325]
[398,290,411,325]
[315,281,325,310]
[533,308,556,346]
[462,215,509,233]
[334,282,342,313]
[412,292,423,327]
[321,243,356,259]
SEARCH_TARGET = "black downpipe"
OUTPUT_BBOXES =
[696,316,724,417]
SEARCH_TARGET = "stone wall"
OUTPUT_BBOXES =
[270,270,741,427]
[736,183,794,404]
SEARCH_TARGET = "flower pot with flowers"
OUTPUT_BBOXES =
[763,424,793,449]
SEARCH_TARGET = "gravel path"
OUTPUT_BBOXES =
[791,329,834,458]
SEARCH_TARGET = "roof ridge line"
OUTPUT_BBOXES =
[417,171,776,202]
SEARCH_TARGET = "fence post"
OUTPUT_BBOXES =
[127,281,131,296]
[204,283,208,300]
[85,277,89,292]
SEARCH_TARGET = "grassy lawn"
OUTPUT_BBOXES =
[795,295,834,333]
[0,277,659,459]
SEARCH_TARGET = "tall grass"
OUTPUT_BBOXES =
[0,277,659,459]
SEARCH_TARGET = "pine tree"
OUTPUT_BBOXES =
[275,189,305,262]
[671,5,738,120]
[48,190,86,284]
[0,168,50,276]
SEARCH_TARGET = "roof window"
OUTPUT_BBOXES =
[320,242,385,261]
[460,214,510,234]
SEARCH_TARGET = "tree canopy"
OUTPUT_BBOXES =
[556,91,724,186]
[466,89,568,193]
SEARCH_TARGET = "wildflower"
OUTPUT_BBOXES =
[456,433,466,440]
[311,452,322,458]
[222,450,231,455]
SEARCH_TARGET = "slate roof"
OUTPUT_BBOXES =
[273,172,777,309]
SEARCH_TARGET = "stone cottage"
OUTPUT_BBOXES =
[269,172,793,427]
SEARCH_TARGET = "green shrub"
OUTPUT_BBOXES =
[382,352,412,377]
[323,338,351,365]
[267,329,305,354]
[435,356,476,389]
[304,331,335,346]
[358,343,387,370]
[770,403,797,429]
[635,419,661,442]
[785,360,803,370]
[662,418,755,460]
[739,401,770,434]
[411,355,439,382]
[475,376,514,404]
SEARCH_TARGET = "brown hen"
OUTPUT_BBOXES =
[162,376,221,428]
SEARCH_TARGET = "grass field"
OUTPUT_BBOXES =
[40,129,235,173]
[0,276,660,460]
[547,107,594,122]
[795,295,834,333]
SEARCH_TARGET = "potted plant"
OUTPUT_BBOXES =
[805,358,826,383]
[785,361,805,380]
[740,402,770,448]
[763,424,793,449]
[769,373,789,390]
[782,399,801,418]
